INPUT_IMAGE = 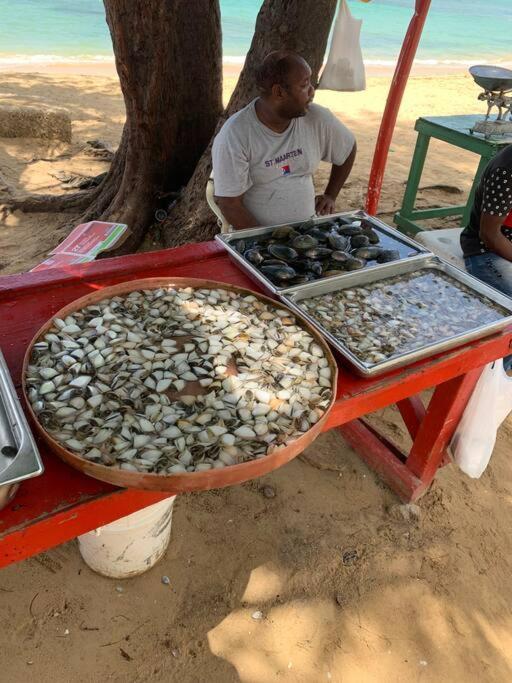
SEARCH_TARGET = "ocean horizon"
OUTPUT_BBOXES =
[0,0,510,69]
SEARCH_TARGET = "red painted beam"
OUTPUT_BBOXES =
[406,368,483,483]
[397,396,426,438]
[366,0,432,214]
[0,487,171,569]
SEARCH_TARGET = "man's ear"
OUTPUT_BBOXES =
[271,83,286,99]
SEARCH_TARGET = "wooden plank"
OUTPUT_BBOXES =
[405,205,465,220]
[406,368,483,482]
[397,396,425,439]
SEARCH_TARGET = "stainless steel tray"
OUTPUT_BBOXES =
[215,211,431,295]
[0,348,43,506]
[281,256,512,377]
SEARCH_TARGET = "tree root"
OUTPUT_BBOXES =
[3,188,98,214]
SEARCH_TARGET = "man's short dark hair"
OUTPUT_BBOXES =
[255,50,306,94]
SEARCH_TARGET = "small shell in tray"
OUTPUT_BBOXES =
[299,270,506,365]
[25,284,335,476]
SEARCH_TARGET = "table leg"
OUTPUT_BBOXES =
[338,369,483,501]
[397,396,425,438]
[405,368,483,485]
[461,154,491,227]
[394,132,430,233]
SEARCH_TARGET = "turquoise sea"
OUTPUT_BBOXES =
[0,0,510,68]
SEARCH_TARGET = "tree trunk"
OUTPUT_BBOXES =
[6,0,223,255]
[163,0,338,247]
[98,0,223,252]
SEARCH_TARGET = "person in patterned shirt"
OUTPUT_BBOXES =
[461,144,512,296]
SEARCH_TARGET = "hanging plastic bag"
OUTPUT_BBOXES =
[317,0,366,92]
[451,360,512,478]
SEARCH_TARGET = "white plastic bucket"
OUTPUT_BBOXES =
[77,496,176,578]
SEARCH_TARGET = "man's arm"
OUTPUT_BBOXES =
[315,142,357,216]
[480,212,512,261]
[215,195,259,230]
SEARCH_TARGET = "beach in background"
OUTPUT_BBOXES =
[0,0,511,75]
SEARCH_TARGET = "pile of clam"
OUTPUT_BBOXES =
[233,218,401,287]
[26,287,333,474]
[299,270,505,365]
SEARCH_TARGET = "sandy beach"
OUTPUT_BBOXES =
[0,62,483,274]
[1,62,512,682]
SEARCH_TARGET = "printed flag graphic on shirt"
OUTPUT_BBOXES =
[281,164,291,176]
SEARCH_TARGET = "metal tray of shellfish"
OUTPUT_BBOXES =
[215,211,431,295]
[281,256,512,377]
[0,348,43,508]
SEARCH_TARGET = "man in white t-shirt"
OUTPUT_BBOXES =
[212,50,356,229]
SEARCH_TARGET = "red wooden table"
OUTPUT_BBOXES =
[1,241,510,569]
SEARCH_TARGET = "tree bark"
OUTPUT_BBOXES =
[163,0,338,247]
[6,0,223,255]
[98,0,223,253]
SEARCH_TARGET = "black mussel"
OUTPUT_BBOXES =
[324,259,344,272]
[304,246,332,260]
[313,222,335,233]
[361,227,380,244]
[330,250,351,263]
[261,264,296,282]
[343,256,366,271]
[320,220,339,231]
[261,258,287,267]
[328,233,350,251]
[268,244,298,262]
[350,234,370,249]
[293,258,314,273]
[272,225,298,241]
[308,261,323,276]
[352,246,382,260]
[338,225,363,237]
[290,274,315,285]
[291,234,318,251]
[296,219,316,233]
[244,248,265,265]
[322,270,345,278]
[305,227,329,242]
[377,249,400,263]
[234,239,246,254]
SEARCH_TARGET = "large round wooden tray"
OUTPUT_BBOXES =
[22,277,338,494]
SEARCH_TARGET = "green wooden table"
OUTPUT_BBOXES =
[394,115,512,235]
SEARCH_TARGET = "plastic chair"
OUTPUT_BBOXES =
[206,178,232,233]
[415,227,465,269]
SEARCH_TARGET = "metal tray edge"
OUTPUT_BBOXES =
[0,350,44,486]
[280,256,512,376]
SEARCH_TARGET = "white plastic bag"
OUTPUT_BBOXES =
[451,360,512,478]
[317,0,366,92]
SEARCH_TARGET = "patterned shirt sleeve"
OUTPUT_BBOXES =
[482,167,512,217]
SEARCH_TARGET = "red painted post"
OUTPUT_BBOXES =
[365,0,432,215]
[406,368,483,483]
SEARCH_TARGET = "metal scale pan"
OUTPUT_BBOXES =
[469,65,512,92]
